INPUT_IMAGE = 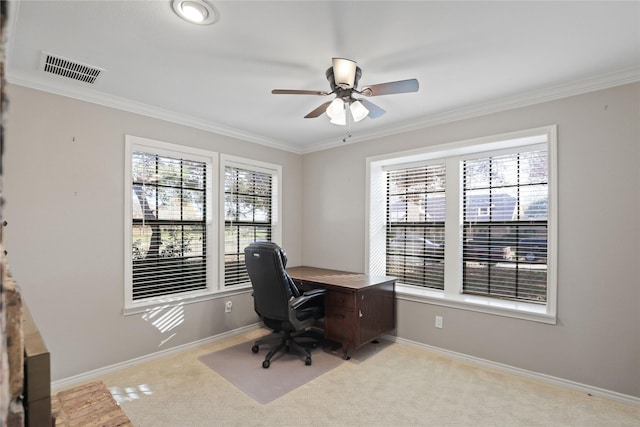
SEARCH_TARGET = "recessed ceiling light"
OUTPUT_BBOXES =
[172,0,218,25]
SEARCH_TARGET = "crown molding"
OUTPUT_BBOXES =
[5,72,304,155]
[7,66,638,156]
[301,66,640,154]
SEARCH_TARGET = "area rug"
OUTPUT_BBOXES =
[198,338,344,404]
[51,380,133,426]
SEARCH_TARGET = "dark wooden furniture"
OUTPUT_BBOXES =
[287,266,396,359]
[23,303,51,427]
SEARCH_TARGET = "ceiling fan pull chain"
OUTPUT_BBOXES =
[343,104,353,142]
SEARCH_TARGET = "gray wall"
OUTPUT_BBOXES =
[4,82,639,398]
[301,83,640,398]
[4,85,303,381]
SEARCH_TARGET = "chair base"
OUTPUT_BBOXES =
[252,329,322,368]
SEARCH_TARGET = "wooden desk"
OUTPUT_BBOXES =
[287,266,396,359]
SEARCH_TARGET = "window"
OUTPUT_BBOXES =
[367,126,557,323]
[221,155,282,287]
[462,150,548,303]
[386,164,446,289]
[124,135,217,312]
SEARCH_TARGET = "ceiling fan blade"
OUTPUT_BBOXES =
[272,89,329,95]
[304,101,332,118]
[361,78,419,97]
[359,99,386,119]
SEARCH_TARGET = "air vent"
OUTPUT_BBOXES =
[40,52,104,84]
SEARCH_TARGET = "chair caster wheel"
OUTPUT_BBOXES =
[262,360,270,369]
[251,345,259,353]
[305,357,312,366]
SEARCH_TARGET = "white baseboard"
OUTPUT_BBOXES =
[51,323,262,392]
[52,325,639,408]
[387,335,640,407]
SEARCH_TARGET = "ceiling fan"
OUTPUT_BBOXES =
[272,58,419,125]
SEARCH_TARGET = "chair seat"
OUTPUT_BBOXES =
[295,305,324,321]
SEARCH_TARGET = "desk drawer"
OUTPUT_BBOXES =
[294,280,314,292]
[327,291,355,310]
[325,308,356,344]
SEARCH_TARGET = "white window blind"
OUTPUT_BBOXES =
[462,150,548,303]
[131,151,208,300]
[224,166,273,286]
[369,126,556,322]
[386,164,446,289]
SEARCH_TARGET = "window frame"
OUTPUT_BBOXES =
[219,154,282,290]
[366,126,557,324]
[124,135,218,314]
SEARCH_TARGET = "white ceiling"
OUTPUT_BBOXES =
[6,1,640,153]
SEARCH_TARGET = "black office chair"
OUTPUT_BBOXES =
[244,242,326,368]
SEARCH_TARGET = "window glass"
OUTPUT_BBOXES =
[131,151,207,300]
[386,164,446,290]
[224,165,274,287]
[462,150,548,303]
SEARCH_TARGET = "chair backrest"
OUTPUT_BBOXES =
[244,242,293,322]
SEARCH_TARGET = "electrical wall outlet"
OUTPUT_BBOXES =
[225,301,233,313]
[435,315,443,329]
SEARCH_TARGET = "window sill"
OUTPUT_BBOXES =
[123,286,251,316]
[396,283,556,324]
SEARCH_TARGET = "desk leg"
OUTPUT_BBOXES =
[342,346,351,360]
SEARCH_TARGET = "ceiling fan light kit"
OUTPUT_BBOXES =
[326,99,346,125]
[350,100,369,122]
[272,57,418,131]
[325,98,370,126]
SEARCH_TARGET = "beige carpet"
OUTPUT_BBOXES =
[198,336,344,404]
[91,329,639,427]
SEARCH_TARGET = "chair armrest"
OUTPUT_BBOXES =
[290,288,326,309]
[302,288,326,298]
